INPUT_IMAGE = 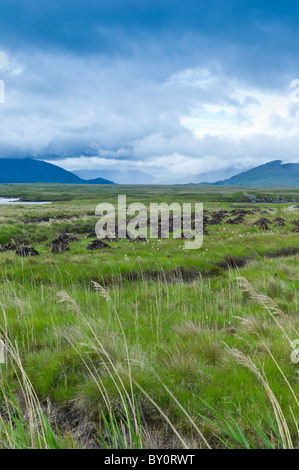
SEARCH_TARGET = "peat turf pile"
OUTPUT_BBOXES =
[85,239,111,250]
[16,246,39,257]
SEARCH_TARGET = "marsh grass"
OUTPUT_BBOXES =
[0,335,65,449]
[198,277,299,449]
[0,188,298,448]
[0,258,297,448]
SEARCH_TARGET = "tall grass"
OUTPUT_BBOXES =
[57,284,211,449]
[0,332,65,448]
[0,269,297,448]
[198,277,299,449]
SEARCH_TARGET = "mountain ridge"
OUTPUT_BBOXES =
[0,159,115,184]
[201,160,299,187]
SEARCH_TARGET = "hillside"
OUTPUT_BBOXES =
[0,159,114,184]
[212,160,299,186]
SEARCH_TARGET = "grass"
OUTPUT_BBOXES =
[0,184,298,448]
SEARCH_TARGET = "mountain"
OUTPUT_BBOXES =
[184,167,239,184]
[74,169,155,184]
[210,160,299,186]
[0,159,115,184]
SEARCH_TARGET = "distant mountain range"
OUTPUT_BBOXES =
[178,167,237,184]
[208,160,299,187]
[74,160,299,186]
[74,169,155,184]
[0,158,298,186]
[0,159,115,184]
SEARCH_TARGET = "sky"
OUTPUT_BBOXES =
[1,0,299,182]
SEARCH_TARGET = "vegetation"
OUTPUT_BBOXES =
[0,184,298,449]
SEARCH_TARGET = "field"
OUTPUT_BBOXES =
[0,183,298,449]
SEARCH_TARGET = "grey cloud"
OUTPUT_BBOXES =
[0,47,299,182]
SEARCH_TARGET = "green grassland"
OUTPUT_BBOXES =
[0,184,298,449]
